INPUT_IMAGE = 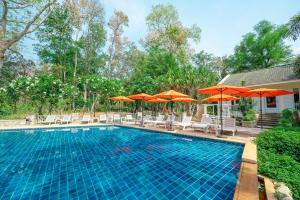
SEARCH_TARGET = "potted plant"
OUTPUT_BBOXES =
[242,109,257,128]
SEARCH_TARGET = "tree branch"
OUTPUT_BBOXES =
[9,0,56,45]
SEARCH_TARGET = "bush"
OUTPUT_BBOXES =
[243,114,255,121]
[257,127,300,199]
[278,118,293,127]
[247,109,257,115]
[279,109,297,127]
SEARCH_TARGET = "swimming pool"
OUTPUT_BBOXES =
[0,126,243,200]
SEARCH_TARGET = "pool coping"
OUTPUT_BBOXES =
[0,123,259,200]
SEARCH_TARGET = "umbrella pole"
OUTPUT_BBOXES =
[220,90,223,136]
[260,93,263,129]
[141,100,144,126]
[170,101,173,130]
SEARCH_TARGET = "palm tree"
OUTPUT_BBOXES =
[286,12,300,41]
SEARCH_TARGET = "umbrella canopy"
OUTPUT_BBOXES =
[110,96,134,102]
[172,97,197,103]
[154,90,188,99]
[147,98,170,103]
[128,93,153,100]
[197,84,251,95]
[202,94,240,102]
[236,88,294,97]
[127,93,153,126]
[236,88,294,129]
[154,90,188,130]
[198,84,249,136]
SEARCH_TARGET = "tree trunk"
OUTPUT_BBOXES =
[0,47,6,69]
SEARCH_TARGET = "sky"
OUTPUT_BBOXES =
[23,0,300,61]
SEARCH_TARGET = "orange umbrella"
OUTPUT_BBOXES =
[154,90,188,99]
[110,96,134,112]
[110,96,134,102]
[198,84,250,135]
[154,90,189,130]
[202,94,240,103]
[236,88,294,128]
[147,98,169,103]
[128,93,153,125]
[172,97,197,103]
[147,98,169,116]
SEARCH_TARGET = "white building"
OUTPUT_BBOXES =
[219,65,300,114]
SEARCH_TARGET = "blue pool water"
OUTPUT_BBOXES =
[0,126,244,200]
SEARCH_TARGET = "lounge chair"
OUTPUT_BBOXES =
[81,114,91,124]
[145,114,164,125]
[155,115,176,128]
[113,114,121,123]
[61,114,72,124]
[41,115,56,125]
[217,118,237,136]
[193,116,213,134]
[124,114,135,124]
[99,114,107,123]
[71,113,80,122]
[174,116,192,130]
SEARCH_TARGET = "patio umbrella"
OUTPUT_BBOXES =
[202,94,240,103]
[128,93,153,125]
[154,90,189,130]
[197,84,250,134]
[236,88,294,128]
[172,97,198,120]
[110,96,134,112]
[147,98,170,116]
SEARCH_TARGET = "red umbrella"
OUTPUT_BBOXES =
[128,93,153,125]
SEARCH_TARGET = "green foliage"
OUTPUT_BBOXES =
[257,127,300,199]
[228,20,292,73]
[243,114,255,121]
[247,109,257,115]
[279,109,297,127]
[285,12,300,41]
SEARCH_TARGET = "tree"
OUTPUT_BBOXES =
[106,10,129,79]
[0,48,34,87]
[0,0,56,68]
[285,12,300,41]
[144,3,201,63]
[35,3,76,82]
[228,20,292,72]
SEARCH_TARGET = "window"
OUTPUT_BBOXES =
[266,97,277,108]
[293,88,300,110]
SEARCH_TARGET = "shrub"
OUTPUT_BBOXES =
[243,114,255,121]
[247,109,257,115]
[257,127,300,199]
[279,109,297,127]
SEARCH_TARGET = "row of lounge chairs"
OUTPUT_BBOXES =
[37,113,237,136]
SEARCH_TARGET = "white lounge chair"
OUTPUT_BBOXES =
[124,114,135,124]
[113,114,121,123]
[193,116,213,134]
[217,118,237,136]
[41,115,56,125]
[156,115,175,128]
[81,114,91,124]
[99,114,107,123]
[174,116,192,130]
[146,114,164,125]
[61,114,72,124]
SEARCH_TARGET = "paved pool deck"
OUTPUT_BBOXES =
[0,122,260,200]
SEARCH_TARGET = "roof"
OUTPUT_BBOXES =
[220,66,299,86]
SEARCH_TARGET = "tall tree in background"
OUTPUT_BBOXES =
[145,4,201,63]
[228,20,292,72]
[106,10,129,79]
[285,12,300,41]
[68,0,106,75]
[0,0,56,68]
[35,3,76,82]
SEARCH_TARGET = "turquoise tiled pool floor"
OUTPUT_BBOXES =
[0,126,243,200]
